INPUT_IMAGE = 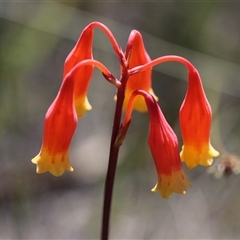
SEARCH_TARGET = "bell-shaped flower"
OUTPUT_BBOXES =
[63,24,94,118]
[121,30,158,112]
[31,74,77,177]
[179,68,219,169]
[123,90,191,198]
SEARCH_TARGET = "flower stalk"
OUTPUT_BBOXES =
[128,55,195,75]
[101,69,128,240]
[31,21,219,240]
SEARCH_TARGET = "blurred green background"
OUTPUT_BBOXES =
[0,1,240,239]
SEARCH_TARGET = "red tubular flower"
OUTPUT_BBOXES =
[121,30,158,112]
[31,74,77,177]
[63,24,94,118]
[179,68,219,169]
[124,90,191,199]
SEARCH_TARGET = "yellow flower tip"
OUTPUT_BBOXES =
[151,184,171,199]
[148,88,159,102]
[210,145,220,158]
[74,96,92,118]
[120,88,159,113]
[151,169,191,199]
[132,94,148,112]
[151,184,158,192]
[133,88,158,112]
[31,150,74,177]
[180,143,220,169]
[180,146,199,169]
[199,157,213,167]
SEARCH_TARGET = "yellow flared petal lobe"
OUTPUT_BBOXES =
[151,169,191,199]
[74,96,92,118]
[125,93,148,112]
[180,143,219,169]
[120,88,158,112]
[31,149,74,177]
[199,144,220,166]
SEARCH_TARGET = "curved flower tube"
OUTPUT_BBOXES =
[31,73,77,177]
[63,24,94,118]
[123,90,191,199]
[119,30,158,112]
[32,60,115,177]
[179,68,219,169]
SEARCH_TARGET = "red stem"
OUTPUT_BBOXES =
[128,55,195,75]
[65,59,121,88]
[89,21,126,66]
[101,68,128,240]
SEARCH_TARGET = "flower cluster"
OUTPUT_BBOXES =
[31,22,219,198]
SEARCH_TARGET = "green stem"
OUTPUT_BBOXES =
[101,71,128,240]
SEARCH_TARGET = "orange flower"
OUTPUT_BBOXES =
[63,24,94,118]
[121,30,158,112]
[31,75,77,177]
[179,68,219,169]
[124,90,191,198]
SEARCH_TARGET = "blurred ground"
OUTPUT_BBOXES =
[0,1,240,239]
